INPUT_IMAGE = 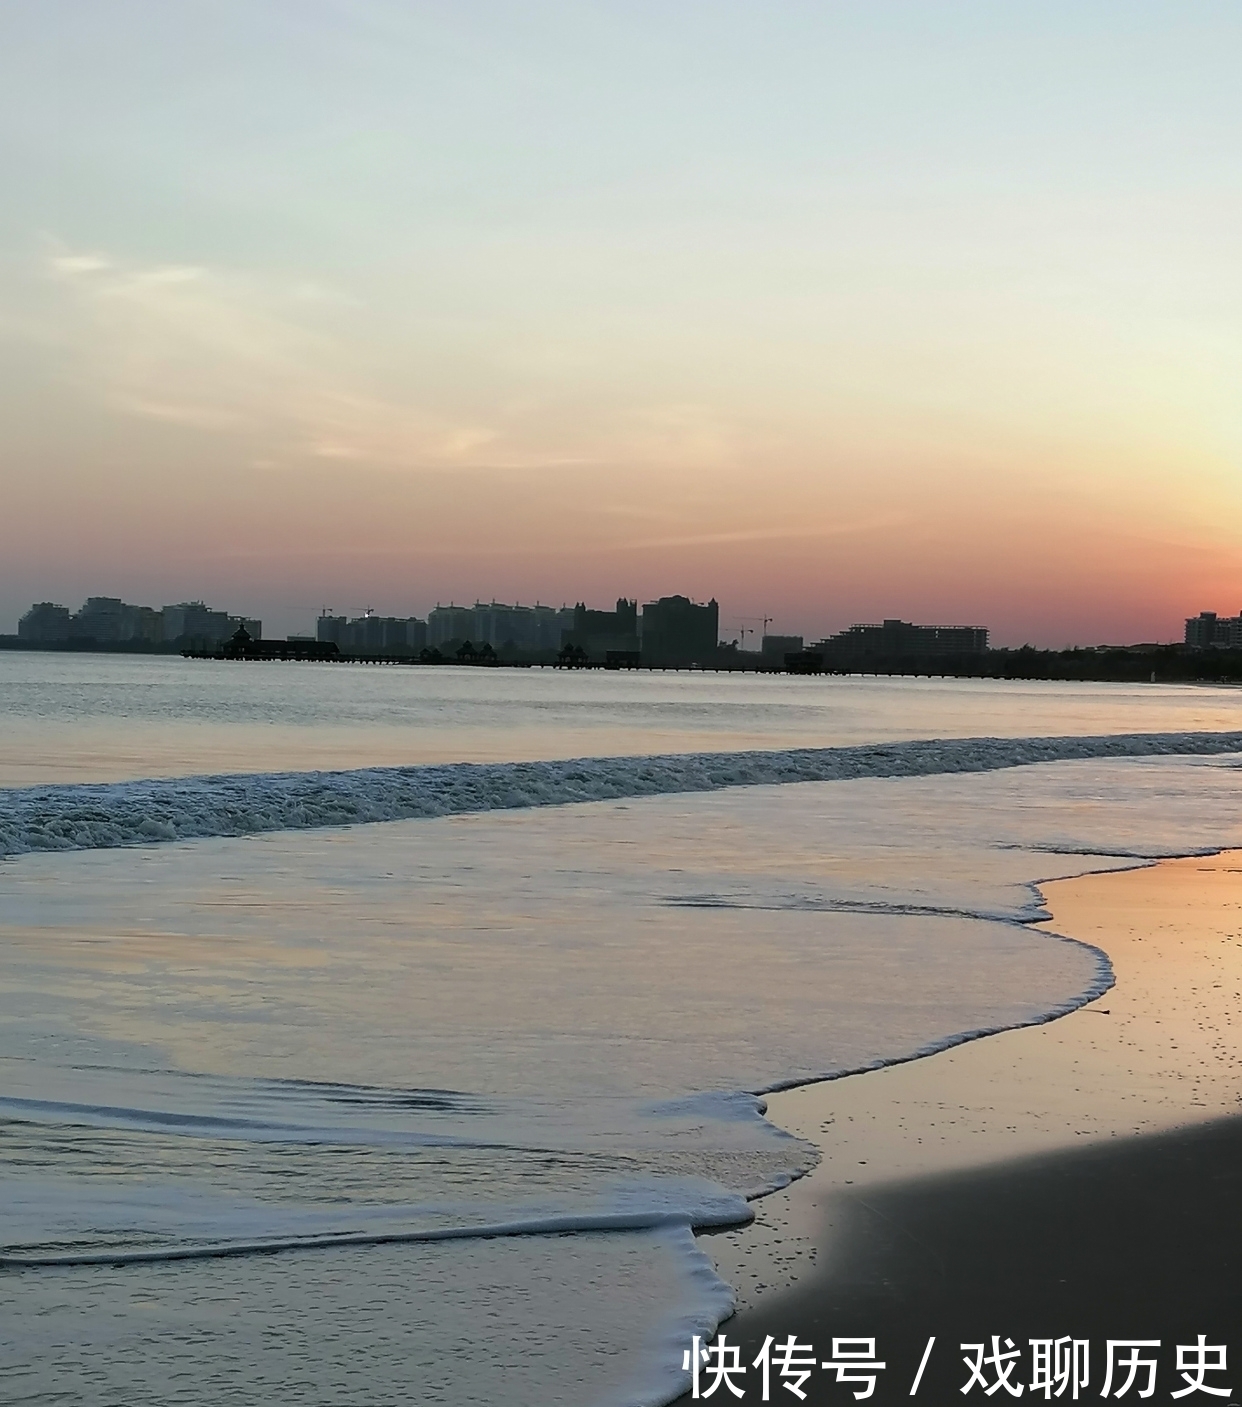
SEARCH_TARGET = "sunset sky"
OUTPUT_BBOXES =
[2,2,1239,645]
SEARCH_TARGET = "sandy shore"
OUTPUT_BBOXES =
[681,852,1242,1403]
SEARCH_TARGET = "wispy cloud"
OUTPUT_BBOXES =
[41,246,502,469]
[48,253,114,276]
[618,515,907,552]
[36,244,770,482]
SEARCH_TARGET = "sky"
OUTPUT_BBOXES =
[1,2,1239,646]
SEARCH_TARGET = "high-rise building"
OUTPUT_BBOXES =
[17,597,257,648]
[427,603,570,653]
[17,603,72,642]
[317,614,349,648]
[564,599,640,661]
[72,597,164,643]
[818,620,988,657]
[1185,611,1242,648]
[640,595,719,666]
[316,612,426,653]
[761,634,803,662]
[163,601,232,645]
[427,605,478,649]
[472,603,558,651]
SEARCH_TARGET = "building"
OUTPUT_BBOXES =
[316,614,349,648]
[17,603,72,642]
[72,596,164,644]
[427,605,479,649]
[162,602,261,648]
[819,620,989,657]
[640,595,719,666]
[761,634,803,663]
[378,617,425,652]
[472,603,570,653]
[16,596,259,648]
[1185,611,1242,649]
[564,599,640,662]
[426,602,572,653]
[317,612,427,653]
[163,602,229,645]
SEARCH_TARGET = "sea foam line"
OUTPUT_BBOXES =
[0,1205,753,1269]
[0,1094,514,1150]
[2,730,1241,858]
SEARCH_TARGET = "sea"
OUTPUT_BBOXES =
[3,652,1242,1405]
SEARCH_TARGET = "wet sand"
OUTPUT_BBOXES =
[683,853,1242,1403]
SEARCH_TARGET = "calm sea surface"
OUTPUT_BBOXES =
[2,655,1241,1404]
[3,652,1242,785]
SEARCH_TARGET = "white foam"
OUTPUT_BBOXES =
[7,745,1242,1406]
[3,730,1242,856]
[603,1223,738,1407]
[0,1203,753,1270]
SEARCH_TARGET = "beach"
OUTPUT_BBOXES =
[8,7,1241,1400]
[693,853,1242,1402]
[5,657,1242,1405]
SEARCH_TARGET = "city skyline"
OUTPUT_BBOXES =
[2,4,1240,646]
[8,577,1239,651]
[18,586,1242,655]
[12,588,994,644]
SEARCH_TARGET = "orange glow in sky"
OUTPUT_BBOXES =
[1,5,1239,645]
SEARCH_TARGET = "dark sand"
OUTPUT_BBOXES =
[676,854,1242,1403]
[684,1115,1242,1402]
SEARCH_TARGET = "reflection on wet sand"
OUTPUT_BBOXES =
[711,851,1242,1312]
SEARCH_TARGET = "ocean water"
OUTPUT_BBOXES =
[5,651,1242,785]
[2,657,1242,1404]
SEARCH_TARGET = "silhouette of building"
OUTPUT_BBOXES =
[426,602,573,653]
[317,612,427,653]
[818,620,988,657]
[761,634,803,663]
[640,595,719,666]
[316,614,348,647]
[16,597,258,648]
[427,605,479,649]
[564,599,639,662]
[162,601,227,644]
[163,601,260,647]
[18,603,72,642]
[73,596,164,644]
[473,603,571,653]
[1185,611,1242,649]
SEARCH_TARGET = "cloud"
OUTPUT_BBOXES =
[33,244,767,482]
[127,265,208,287]
[47,253,113,276]
[39,246,502,471]
[619,515,907,552]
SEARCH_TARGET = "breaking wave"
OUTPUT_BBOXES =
[3,730,1242,857]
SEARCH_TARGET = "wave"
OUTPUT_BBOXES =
[3,730,1241,857]
[0,1204,754,1270]
[0,1092,508,1149]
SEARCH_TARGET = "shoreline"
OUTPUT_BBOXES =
[682,851,1242,1401]
[7,636,1242,687]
